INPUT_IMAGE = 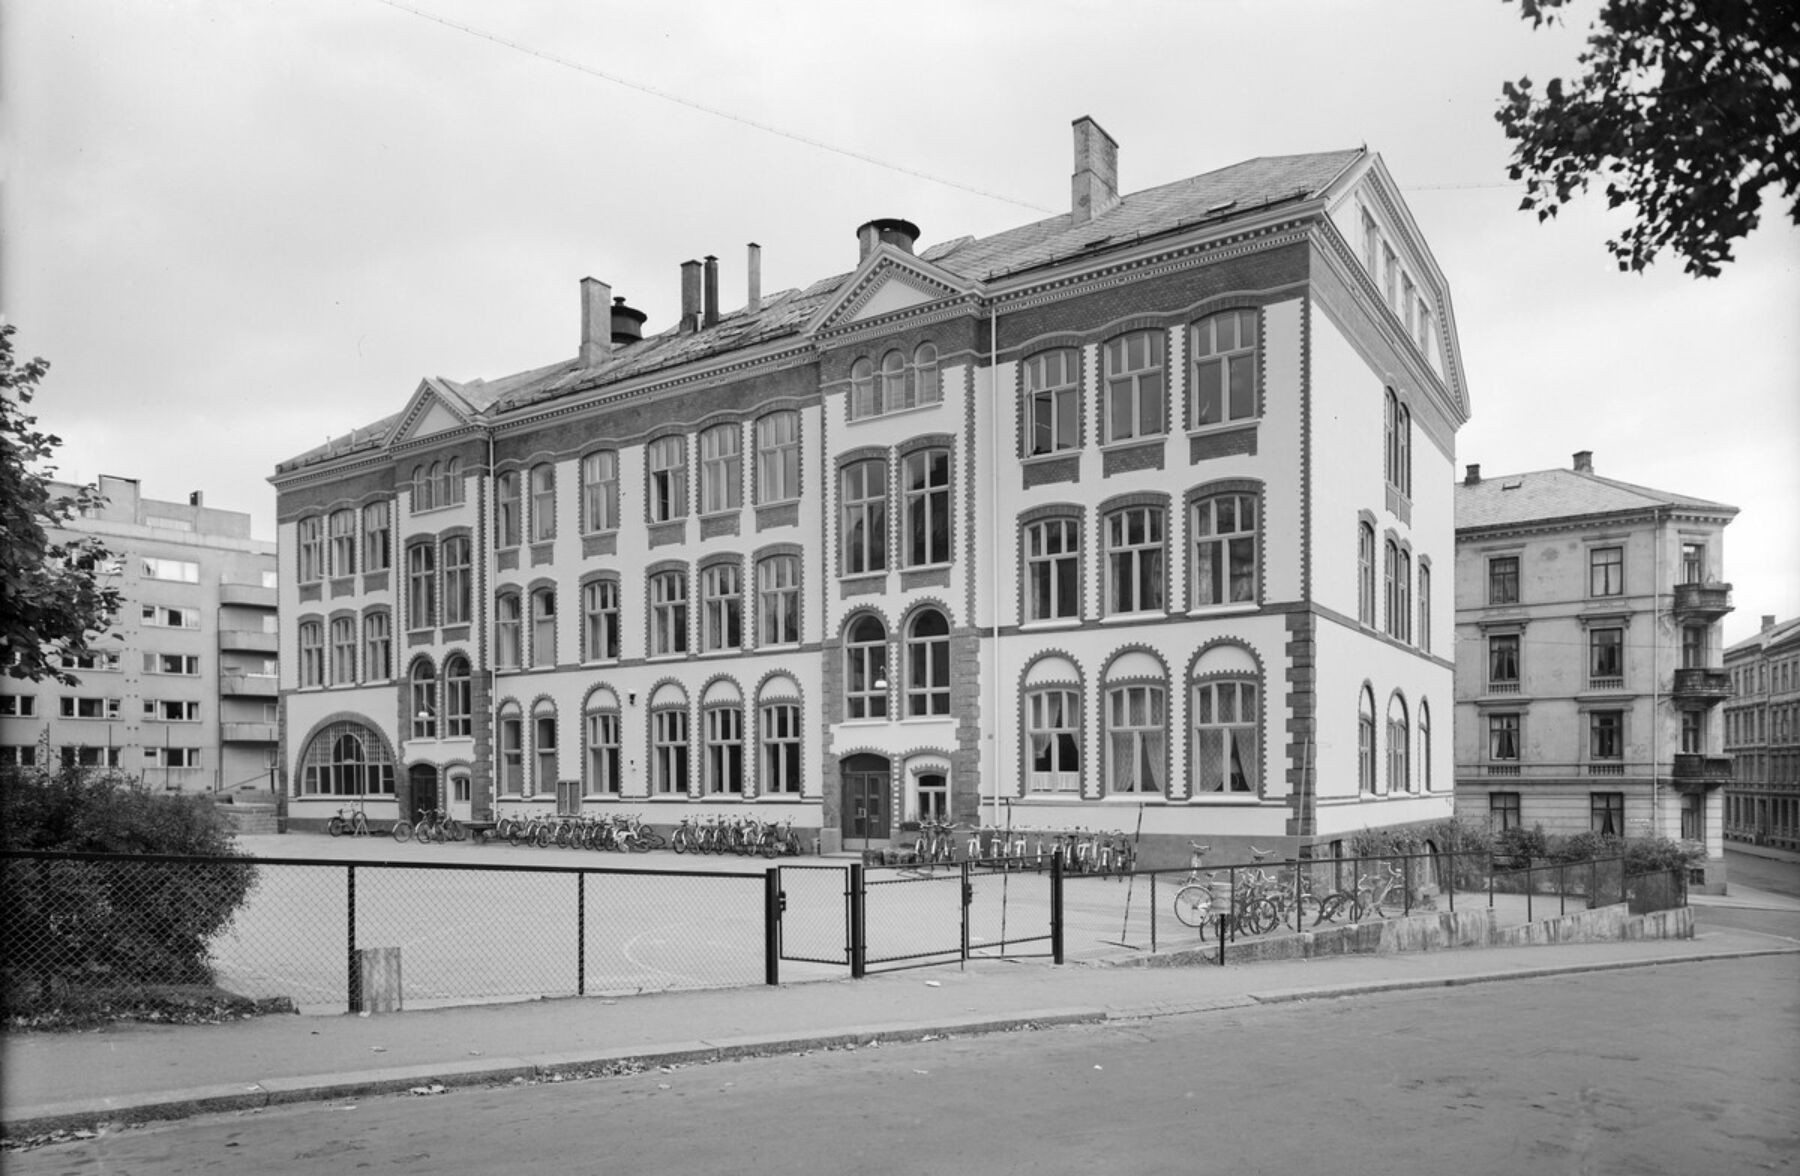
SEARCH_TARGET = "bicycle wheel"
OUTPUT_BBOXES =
[1246,897,1281,936]
[327,816,345,837]
[447,818,465,842]
[1173,884,1212,929]
[392,820,412,843]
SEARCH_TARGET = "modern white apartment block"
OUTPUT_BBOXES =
[1452,452,1737,888]
[1723,614,1800,852]
[0,475,279,793]
[271,119,1467,866]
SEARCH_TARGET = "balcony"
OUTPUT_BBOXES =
[219,582,277,608]
[220,672,279,698]
[1673,582,1733,620]
[1671,668,1732,705]
[221,721,278,743]
[219,628,278,654]
[1671,753,1732,787]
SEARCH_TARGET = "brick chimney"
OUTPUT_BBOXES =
[1573,450,1594,474]
[703,255,720,328]
[1765,614,1778,633]
[1071,115,1120,225]
[747,243,762,314]
[679,260,703,333]
[580,276,612,364]
[856,218,920,263]
[1464,463,1481,485]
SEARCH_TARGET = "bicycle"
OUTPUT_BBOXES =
[1355,862,1407,919]
[327,805,371,837]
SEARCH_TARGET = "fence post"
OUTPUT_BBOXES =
[1149,871,1157,954]
[577,871,586,997]
[1402,857,1411,917]
[1487,852,1494,909]
[848,862,866,979]
[1589,858,1598,910]
[1558,861,1566,918]
[1447,850,1455,913]
[346,864,360,1014]
[1050,853,1065,964]
[764,867,781,986]
[959,860,972,965]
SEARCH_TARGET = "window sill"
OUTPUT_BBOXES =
[1022,448,1081,464]
[847,400,942,426]
[1101,611,1170,624]
[1098,435,1167,454]
[1185,419,1259,437]
[1186,602,1258,619]
[646,652,689,664]
[1020,618,1082,632]
[1184,793,1260,804]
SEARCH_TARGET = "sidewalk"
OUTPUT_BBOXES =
[4,919,1796,1138]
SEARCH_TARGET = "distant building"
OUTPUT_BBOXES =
[0,475,278,794]
[270,119,1470,865]
[1452,452,1736,889]
[1723,614,1800,852]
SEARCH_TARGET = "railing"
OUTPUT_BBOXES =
[220,672,279,697]
[218,629,279,653]
[221,722,278,743]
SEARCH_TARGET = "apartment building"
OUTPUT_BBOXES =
[1723,614,1800,851]
[271,119,1468,866]
[1452,453,1736,888]
[0,475,279,793]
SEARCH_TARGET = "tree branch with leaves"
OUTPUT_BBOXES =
[1497,0,1800,277]
[1,324,123,684]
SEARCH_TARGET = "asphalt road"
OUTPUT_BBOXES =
[1726,847,1800,900]
[11,955,1795,1175]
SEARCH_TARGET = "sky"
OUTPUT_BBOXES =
[3,0,1796,646]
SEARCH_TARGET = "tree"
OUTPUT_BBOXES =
[1496,0,1800,277]
[0,324,122,684]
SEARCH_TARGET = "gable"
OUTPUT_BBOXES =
[851,272,942,321]
[410,400,465,439]
[809,249,973,336]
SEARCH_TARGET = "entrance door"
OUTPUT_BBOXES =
[407,764,439,824]
[448,769,473,823]
[841,754,891,850]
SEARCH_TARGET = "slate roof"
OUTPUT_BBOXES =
[277,148,1365,474]
[1455,467,1738,532]
[1726,615,1800,657]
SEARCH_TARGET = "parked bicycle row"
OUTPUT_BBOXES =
[490,810,668,852]
[870,820,1139,876]
[669,813,807,858]
[1169,842,1410,938]
[326,805,465,844]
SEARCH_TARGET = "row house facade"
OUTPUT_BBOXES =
[1451,453,1737,889]
[1723,614,1800,852]
[271,119,1469,866]
[0,475,278,792]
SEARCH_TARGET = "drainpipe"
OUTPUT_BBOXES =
[989,304,1003,828]
[1651,504,1669,841]
[487,428,500,822]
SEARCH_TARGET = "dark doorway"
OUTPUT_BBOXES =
[841,754,891,852]
[406,764,439,823]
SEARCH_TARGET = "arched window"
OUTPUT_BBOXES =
[444,654,472,737]
[438,457,463,506]
[329,616,357,685]
[841,459,887,575]
[580,451,618,534]
[582,577,620,662]
[757,553,801,646]
[442,536,471,625]
[1387,693,1410,794]
[297,721,395,796]
[1106,681,1165,796]
[1104,503,1164,615]
[1384,540,1399,637]
[416,463,436,512]
[298,619,324,687]
[879,350,906,413]
[1418,700,1432,792]
[1023,656,1081,795]
[410,658,437,739]
[496,471,520,547]
[531,587,557,668]
[584,688,621,796]
[759,675,803,795]
[1358,522,1376,626]
[651,685,690,795]
[1359,686,1378,794]
[497,703,523,795]
[845,614,888,719]
[530,463,556,542]
[755,412,800,504]
[700,423,742,514]
[1190,309,1258,427]
[903,448,951,567]
[647,436,687,523]
[701,561,743,652]
[849,357,876,419]
[1023,513,1080,621]
[913,343,940,407]
[495,592,521,669]
[650,568,688,656]
[406,541,435,631]
[328,509,357,577]
[703,682,745,796]
[905,608,950,717]
[532,700,557,793]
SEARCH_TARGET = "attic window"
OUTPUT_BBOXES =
[1502,480,1523,491]
[1206,200,1237,214]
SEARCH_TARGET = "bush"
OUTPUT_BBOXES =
[0,765,257,1019]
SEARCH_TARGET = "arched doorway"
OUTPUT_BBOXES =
[406,764,439,824]
[841,753,891,852]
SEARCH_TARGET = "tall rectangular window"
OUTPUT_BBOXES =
[1590,546,1624,597]
[1490,791,1521,831]
[328,510,356,577]
[1102,330,1164,444]
[756,412,800,504]
[1191,492,1256,607]
[364,612,391,680]
[700,424,742,514]
[495,594,521,669]
[406,543,435,630]
[1104,505,1163,615]
[1590,627,1625,686]
[297,518,323,583]
[705,707,744,795]
[534,711,557,792]
[299,620,324,687]
[654,709,689,794]
[1488,634,1521,692]
[761,702,802,794]
[1025,350,1079,455]
[582,579,619,661]
[1025,689,1081,793]
[1682,625,1707,669]
[903,448,950,567]
[330,617,356,684]
[1192,679,1256,793]
[442,536,471,626]
[1488,555,1520,605]
[651,570,688,656]
[363,501,391,572]
[1590,711,1624,771]
[530,464,556,542]
[1190,310,1258,427]
[1417,563,1431,653]
[580,451,618,534]
[1681,708,1704,754]
[701,563,743,652]
[758,555,801,646]
[531,589,556,668]
[495,472,520,547]
[586,709,620,795]
[1681,541,1705,585]
[1106,684,1165,795]
[1025,517,1080,621]
[1488,714,1521,769]
[648,437,687,523]
[841,460,886,575]
[1591,791,1625,836]
[499,711,523,794]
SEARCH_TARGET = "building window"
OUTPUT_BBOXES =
[297,517,323,583]
[1191,491,1257,607]
[530,588,557,668]
[442,536,471,626]
[1681,708,1704,754]
[648,436,687,523]
[60,696,120,719]
[364,611,391,680]
[903,448,951,568]
[414,464,436,512]
[1490,791,1521,832]
[878,350,906,413]
[1358,523,1376,626]
[841,459,887,575]
[650,570,688,656]
[755,412,800,504]
[1591,791,1625,836]
[905,609,951,717]
[533,703,557,793]
[363,501,391,573]
[297,722,395,797]
[299,620,324,687]
[496,472,520,548]
[529,464,556,542]
[700,423,742,515]
[1488,555,1520,605]
[1681,541,1705,585]
[913,343,940,406]
[582,579,620,661]
[1104,504,1164,615]
[1382,244,1399,306]
[1384,390,1411,496]
[0,696,36,717]
[849,357,876,419]
[328,509,356,577]
[495,592,521,669]
[761,702,802,794]
[758,554,801,646]
[410,659,436,739]
[1106,684,1165,795]
[1359,686,1377,793]
[1190,309,1258,428]
[653,707,690,795]
[1102,330,1165,444]
[1590,546,1624,597]
[1387,694,1410,794]
[585,703,620,796]
[1025,688,1081,793]
[330,617,356,684]
[1193,677,1257,794]
[1681,791,1703,841]
[1418,562,1432,653]
[705,706,744,795]
[1361,206,1380,272]
[1682,624,1707,669]
[1489,634,1521,692]
[439,655,471,737]
[1590,711,1624,773]
[406,542,435,630]
[141,557,199,583]
[701,562,743,652]
[438,457,463,506]
[580,451,619,534]
[1024,516,1080,622]
[1418,700,1432,791]
[1024,349,1080,456]
[1590,627,1624,687]
[845,614,887,719]
[498,705,523,795]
